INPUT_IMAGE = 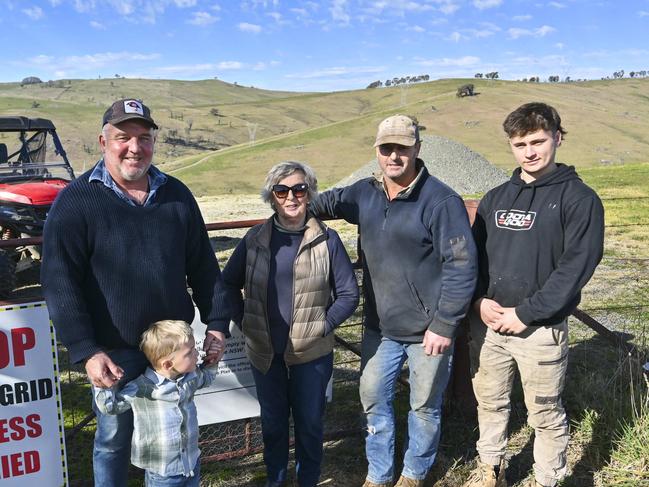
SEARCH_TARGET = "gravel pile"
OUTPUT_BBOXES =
[333,134,509,195]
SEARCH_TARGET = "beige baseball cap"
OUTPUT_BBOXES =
[374,114,420,147]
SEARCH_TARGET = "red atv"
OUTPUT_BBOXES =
[0,116,75,297]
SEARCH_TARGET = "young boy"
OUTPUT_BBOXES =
[94,320,221,487]
[464,102,605,487]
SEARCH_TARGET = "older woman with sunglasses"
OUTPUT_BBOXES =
[223,161,359,487]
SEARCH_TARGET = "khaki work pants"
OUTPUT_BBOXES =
[468,313,569,487]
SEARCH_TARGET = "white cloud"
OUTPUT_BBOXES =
[448,31,464,42]
[252,61,277,70]
[410,25,426,33]
[218,61,244,70]
[72,0,96,13]
[90,20,105,29]
[153,63,216,74]
[108,0,135,16]
[267,11,285,23]
[331,0,350,25]
[508,25,556,39]
[290,8,308,17]
[639,10,649,17]
[146,59,274,77]
[513,14,532,21]
[28,55,55,65]
[555,42,564,49]
[23,6,44,20]
[241,0,279,9]
[363,0,438,17]
[239,22,262,33]
[68,0,200,23]
[473,0,502,10]
[415,55,480,67]
[439,3,460,14]
[188,11,218,25]
[471,28,496,38]
[536,25,556,36]
[285,66,385,79]
[463,23,501,38]
[48,0,62,6]
[548,1,566,8]
[19,51,161,77]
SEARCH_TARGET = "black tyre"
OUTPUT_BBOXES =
[0,249,17,299]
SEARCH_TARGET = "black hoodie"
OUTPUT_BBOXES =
[472,163,604,326]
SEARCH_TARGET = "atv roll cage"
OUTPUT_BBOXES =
[0,116,76,298]
[0,116,75,181]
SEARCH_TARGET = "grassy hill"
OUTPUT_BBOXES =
[1,77,648,195]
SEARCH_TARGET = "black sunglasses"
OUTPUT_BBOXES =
[272,183,309,199]
[378,143,413,156]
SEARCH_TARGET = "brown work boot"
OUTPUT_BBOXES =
[362,480,392,487]
[394,475,425,487]
[462,459,507,487]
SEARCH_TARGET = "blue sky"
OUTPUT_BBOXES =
[1,0,648,92]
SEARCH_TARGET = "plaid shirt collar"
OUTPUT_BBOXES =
[375,158,425,200]
[89,159,168,206]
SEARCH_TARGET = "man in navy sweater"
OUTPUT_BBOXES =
[311,115,477,487]
[41,99,230,487]
[463,103,604,487]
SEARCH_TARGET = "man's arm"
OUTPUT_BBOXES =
[514,194,605,325]
[183,193,231,364]
[309,185,361,224]
[471,197,491,302]
[221,236,248,327]
[324,230,360,335]
[427,196,479,340]
[471,194,506,328]
[41,189,103,364]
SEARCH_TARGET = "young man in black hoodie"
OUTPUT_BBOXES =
[463,102,604,487]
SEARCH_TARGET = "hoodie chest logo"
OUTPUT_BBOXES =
[495,210,536,231]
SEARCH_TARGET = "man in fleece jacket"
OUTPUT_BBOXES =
[464,102,604,487]
[311,114,478,487]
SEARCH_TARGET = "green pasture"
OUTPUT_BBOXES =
[2,77,649,195]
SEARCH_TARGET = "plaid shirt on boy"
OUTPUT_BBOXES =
[94,365,217,477]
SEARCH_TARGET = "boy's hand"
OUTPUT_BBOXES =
[203,331,226,365]
[492,307,528,335]
[475,298,505,329]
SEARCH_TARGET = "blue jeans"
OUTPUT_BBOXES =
[145,459,200,487]
[359,327,453,484]
[252,352,333,487]
[91,348,149,487]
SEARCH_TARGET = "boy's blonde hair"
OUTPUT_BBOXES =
[140,320,194,367]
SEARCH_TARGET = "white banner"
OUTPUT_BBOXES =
[0,302,68,486]
[190,317,260,425]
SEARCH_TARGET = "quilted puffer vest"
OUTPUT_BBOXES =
[242,215,334,373]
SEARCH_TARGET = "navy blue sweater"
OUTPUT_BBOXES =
[223,217,359,354]
[311,165,478,341]
[41,170,230,363]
